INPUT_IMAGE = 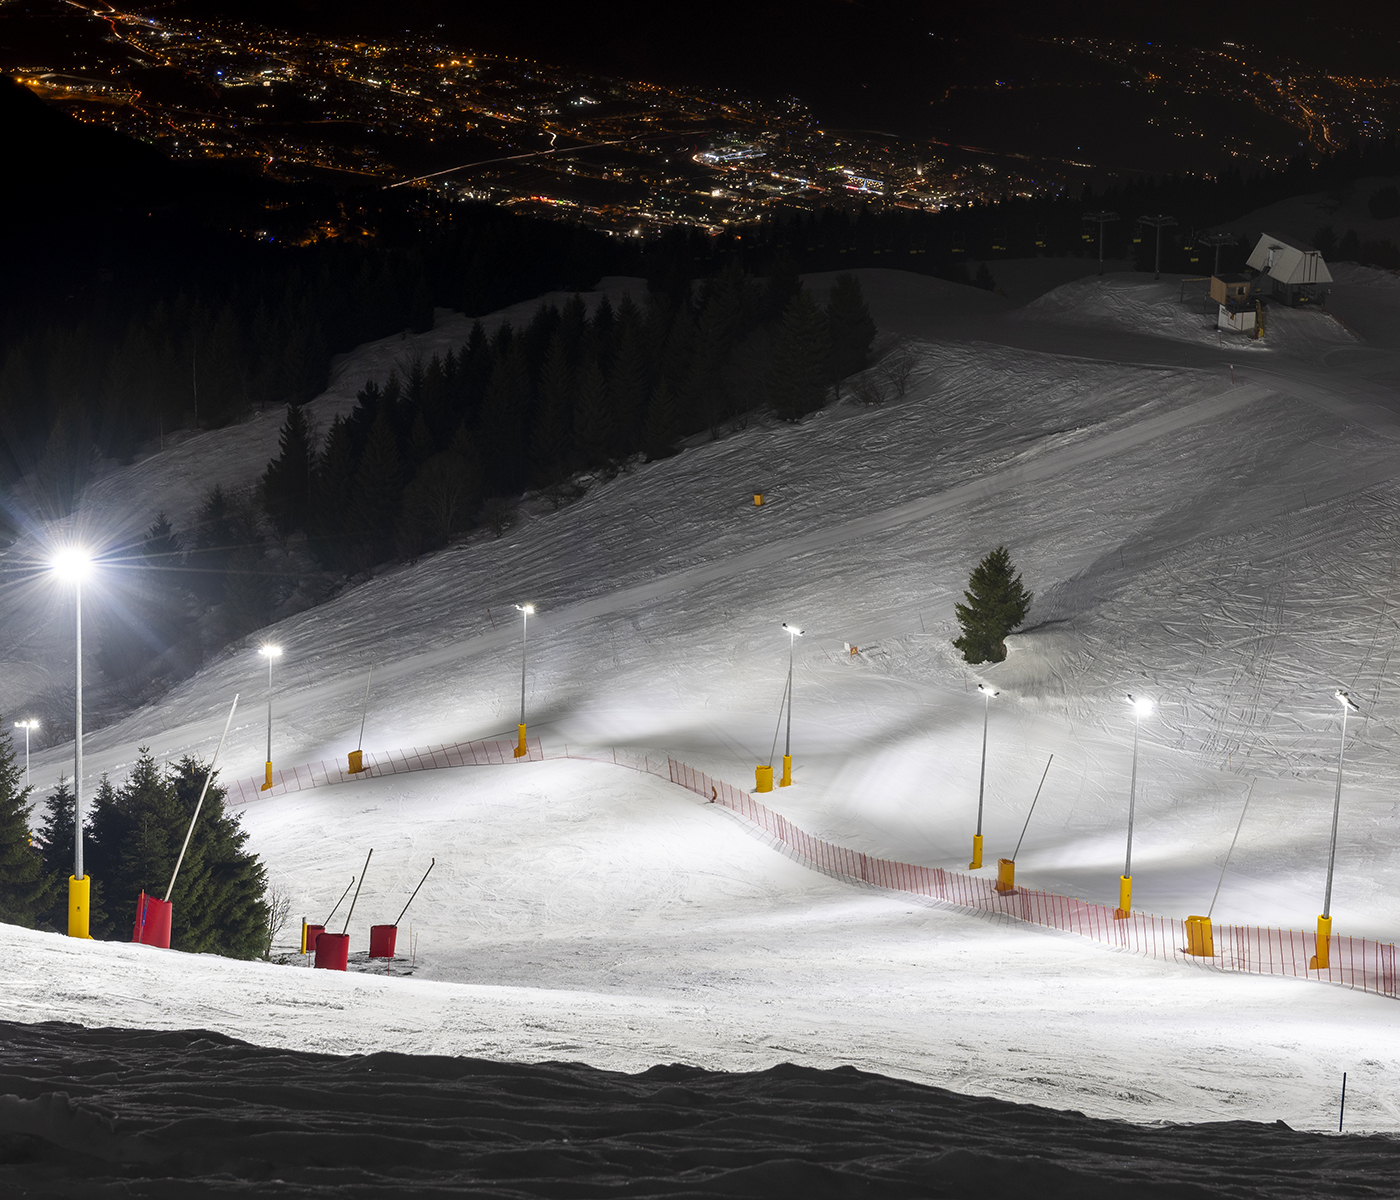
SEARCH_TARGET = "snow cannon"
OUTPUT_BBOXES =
[315,845,375,968]
[755,764,773,793]
[132,891,173,949]
[370,858,435,961]
[1185,915,1214,958]
[314,933,350,970]
[995,858,1015,894]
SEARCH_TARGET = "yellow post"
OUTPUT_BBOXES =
[514,723,527,758]
[1115,874,1132,919]
[261,761,273,791]
[995,858,1015,893]
[755,764,773,792]
[347,749,364,774]
[969,834,983,869]
[1185,915,1214,957]
[779,754,792,787]
[754,493,764,506]
[1310,914,1333,970]
[67,875,91,939]
[300,918,308,955]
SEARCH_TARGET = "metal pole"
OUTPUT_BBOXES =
[74,584,83,881]
[343,848,373,935]
[975,692,989,838]
[1125,710,1140,877]
[1099,220,1105,276]
[356,666,374,752]
[23,724,30,788]
[265,652,274,766]
[1155,224,1163,280]
[394,858,436,926]
[165,694,240,901]
[784,631,794,759]
[519,608,528,727]
[1323,705,1348,919]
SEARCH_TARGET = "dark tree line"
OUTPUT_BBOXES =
[259,269,877,576]
[0,727,269,958]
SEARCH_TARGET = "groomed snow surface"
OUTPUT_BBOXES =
[8,262,1400,1152]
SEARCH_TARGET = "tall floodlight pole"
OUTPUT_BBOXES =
[51,548,92,939]
[1082,211,1119,276]
[13,720,38,787]
[259,644,282,791]
[970,683,998,868]
[1137,214,1177,280]
[1312,690,1360,971]
[514,604,534,758]
[780,623,802,786]
[1118,694,1153,917]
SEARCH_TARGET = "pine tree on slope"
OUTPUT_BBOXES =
[768,290,830,421]
[0,724,54,928]
[825,273,877,381]
[952,547,1033,664]
[263,403,315,534]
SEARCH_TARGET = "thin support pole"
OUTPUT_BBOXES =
[74,584,83,880]
[519,609,528,727]
[1125,712,1140,878]
[356,666,374,751]
[975,693,989,838]
[265,653,274,765]
[343,848,373,935]
[784,633,794,759]
[1340,1072,1347,1133]
[768,673,790,768]
[394,858,435,925]
[1012,754,1054,861]
[165,694,240,901]
[323,876,356,926]
[1324,706,1349,919]
[1208,780,1255,920]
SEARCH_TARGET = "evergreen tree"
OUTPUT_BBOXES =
[608,319,651,450]
[262,403,314,534]
[531,332,574,481]
[397,436,481,560]
[767,290,830,421]
[308,415,356,569]
[351,411,403,567]
[572,355,617,468]
[0,724,53,928]
[167,756,268,959]
[825,273,877,380]
[642,378,679,461]
[477,343,530,495]
[35,777,109,934]
[188,484,237,603]
[952,546,1032,664]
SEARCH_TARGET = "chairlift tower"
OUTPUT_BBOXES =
[1137,214,1178,280]
[1082,211,1119,275]
[1199,231,1236,276]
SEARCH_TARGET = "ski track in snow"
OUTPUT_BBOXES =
[8,266,1400,1131]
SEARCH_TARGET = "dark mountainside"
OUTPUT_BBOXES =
[2,1020,1398,1197]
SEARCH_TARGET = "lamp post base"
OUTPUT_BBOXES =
[969,834,983,870]
[67,875,91,939]
[261,761,273,791]
[1114,874,1132,919]
[1309,913,1333,970]
[779,755,792,787]
[514,724,527,758]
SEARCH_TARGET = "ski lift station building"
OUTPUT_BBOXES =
[1245,231,1332,306]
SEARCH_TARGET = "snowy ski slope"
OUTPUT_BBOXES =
[8,264,1400,1130]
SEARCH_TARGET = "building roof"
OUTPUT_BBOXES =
[1246,232,1333,286]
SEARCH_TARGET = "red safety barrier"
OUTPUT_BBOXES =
[314,932,350,970]
[131,891,173,949]
[663,756,1400,1002]
[368,924,397,959]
